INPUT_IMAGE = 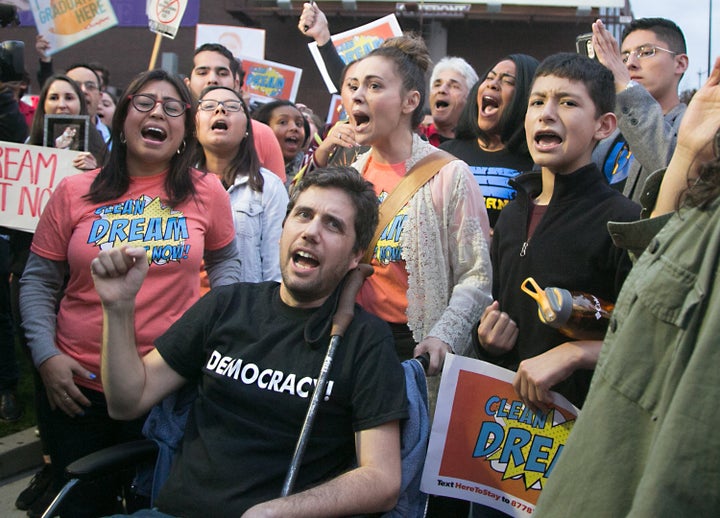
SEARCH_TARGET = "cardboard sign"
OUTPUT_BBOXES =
[325,94,344,125]
[30,0,118,56]
[0,141,84,233]
[308,14,402,93]
[146,0,188,39]
[195,24,265,60]
[241,57,302,105]
[421,354,579,516]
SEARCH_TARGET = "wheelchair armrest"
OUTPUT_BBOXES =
[65,439,159,481]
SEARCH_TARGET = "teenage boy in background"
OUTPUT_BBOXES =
[591,18,688,201]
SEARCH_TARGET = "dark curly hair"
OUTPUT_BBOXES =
[287,166,378,253]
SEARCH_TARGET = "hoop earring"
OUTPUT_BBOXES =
[119,132,126,144]
[176,139,186,155]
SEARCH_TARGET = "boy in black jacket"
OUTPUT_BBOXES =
[475,53,640,411]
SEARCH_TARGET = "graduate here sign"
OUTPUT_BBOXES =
[0,141,82,233]
[30,0,118,56]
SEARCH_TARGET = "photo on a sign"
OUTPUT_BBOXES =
[195,24,266,59]
[29,0,118,56]
[43,114,90,151]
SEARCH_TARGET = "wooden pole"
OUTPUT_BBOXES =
[148,33,163,71]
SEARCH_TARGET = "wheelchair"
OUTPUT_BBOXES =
[40,357,430,518]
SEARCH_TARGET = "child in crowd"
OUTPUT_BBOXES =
[535,55,720,518]
[252,100,310,188]
[474,53,640,412]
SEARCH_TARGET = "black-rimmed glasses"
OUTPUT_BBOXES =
[128,94,190,117]
[621,45,677,64]
[198,99,244,112]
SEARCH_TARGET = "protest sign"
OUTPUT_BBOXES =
[421,354,579,516]
[195,24,265,60]
[30,0,118,56]
[241,57,302,105]
[0,141,83,233]
[43,114,90,151]
[325,94,344,126]
[146,0,188,39]
[308,14,402,93]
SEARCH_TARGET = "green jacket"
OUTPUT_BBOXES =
[535,176,720,517]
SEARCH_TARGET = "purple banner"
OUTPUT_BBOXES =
[19,0,200,27]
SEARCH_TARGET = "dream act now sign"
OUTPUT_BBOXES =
[0,141,82,233]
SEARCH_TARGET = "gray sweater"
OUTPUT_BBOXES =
[593,83,686,204]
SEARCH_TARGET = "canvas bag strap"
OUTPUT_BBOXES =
[362,150,455,264]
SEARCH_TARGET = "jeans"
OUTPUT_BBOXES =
[40,384,146,517]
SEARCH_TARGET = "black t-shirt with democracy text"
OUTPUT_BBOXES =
[154,281,408,517]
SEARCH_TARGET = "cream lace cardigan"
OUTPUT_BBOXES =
[352,134,492,356]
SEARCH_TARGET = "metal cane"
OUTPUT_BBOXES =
[281,263,373,497]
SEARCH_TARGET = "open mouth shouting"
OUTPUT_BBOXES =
[352,111,370,133]
[141,125,167,144]
[433,98,450,115]
[480,95,500,117]
[292,249,320,271]
[533,130,563,152]
[283,134,302,155]
[210,118,228,131]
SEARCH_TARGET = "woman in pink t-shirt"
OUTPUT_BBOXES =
[19,69,240,516]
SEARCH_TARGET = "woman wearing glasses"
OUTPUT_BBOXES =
[19,69,240,516]
[195,86,288,283]
[440,55,539,229]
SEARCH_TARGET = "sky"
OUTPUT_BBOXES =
[629,0,719,92]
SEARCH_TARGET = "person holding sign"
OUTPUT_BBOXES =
[348,35,492,518]
[535,56,720,518]
[19,69,241,517]
[28,74,105,165]
[474,54,639,415]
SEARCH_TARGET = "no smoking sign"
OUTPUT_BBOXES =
[156,0,180,24]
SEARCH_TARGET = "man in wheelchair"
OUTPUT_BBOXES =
[90,167,408,517]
